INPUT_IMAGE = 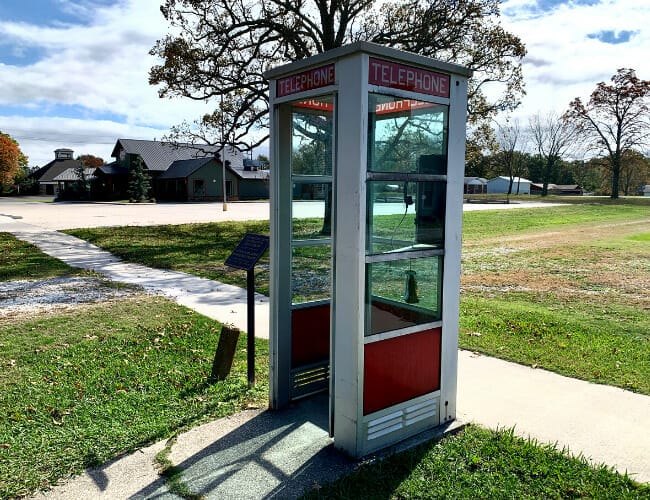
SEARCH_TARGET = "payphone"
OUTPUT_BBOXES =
[266,42,470,457]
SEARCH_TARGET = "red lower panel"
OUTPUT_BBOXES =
[364,328,441,415]
[291,304,330,368]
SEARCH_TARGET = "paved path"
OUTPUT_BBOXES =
[32,397,358,500]
[1,218,269,336]
[457,351,650,484]
[1,211,648,499]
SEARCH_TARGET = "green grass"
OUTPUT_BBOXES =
[0,233,79,281]
[459,204,650,395]
[459,295,650,394]
[64,204,649,289]
[0,296,268,498]
[66,221,271,294]
[462,203,650,242]
[156,436,203,500]
[303,425,648,499]
[466,194,650,207]
[63,203,650,395]
[628,232,650,242]
[3,202,650,497]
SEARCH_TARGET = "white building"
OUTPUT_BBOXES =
[487,176,532,195]
[463,176,488,194]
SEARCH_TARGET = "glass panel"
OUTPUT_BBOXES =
[289,96,334,305]
[368,93,448,174]
[292,182,332,241]
[291,97,334,176]
[292,245,331,304]
[365,255,442,336]
[367,180,445,254]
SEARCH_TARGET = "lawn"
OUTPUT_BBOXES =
[460,204,650,394]
[66,202,650,395]
[2,202,649,497]
[0,233,81,281]
[302,425,648,499]
[0,293,267,498]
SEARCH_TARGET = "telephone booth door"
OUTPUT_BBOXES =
[269,94,335,409]
[267,42,470,458]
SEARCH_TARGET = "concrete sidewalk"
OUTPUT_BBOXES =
[457,351,650,483]
[1,216,648,498]
[0,198,565,231]
[34,396,359,500]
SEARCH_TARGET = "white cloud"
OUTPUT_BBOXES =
[1,0,648,166]
[0,115,172,167]
[500,0,650,121]
[0,0,214,166]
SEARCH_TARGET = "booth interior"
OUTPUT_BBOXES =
[288,95,448,400]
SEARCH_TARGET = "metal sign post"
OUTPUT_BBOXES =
[225,233,270,386]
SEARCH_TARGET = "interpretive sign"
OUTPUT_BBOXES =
[224,233,269,386]
[225,233,269,271]
[276,63,336,97]
[369,57,450,98]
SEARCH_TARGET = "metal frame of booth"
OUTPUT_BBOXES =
[266,41,471,457]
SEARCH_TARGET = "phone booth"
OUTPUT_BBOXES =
[266,42,470,457]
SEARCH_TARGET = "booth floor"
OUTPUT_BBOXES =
[2,216,649,498]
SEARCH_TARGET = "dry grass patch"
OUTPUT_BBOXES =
[461,209,649,393]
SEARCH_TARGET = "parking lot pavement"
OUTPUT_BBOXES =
[0,197,564,231]
[0,198,270,230]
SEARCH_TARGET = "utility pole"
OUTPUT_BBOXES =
[221,94,228,211]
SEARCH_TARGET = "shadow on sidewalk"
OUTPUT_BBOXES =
[132,395,356,499]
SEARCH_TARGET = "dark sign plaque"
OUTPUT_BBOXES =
[224,233,269,387]
[225,233,269,271]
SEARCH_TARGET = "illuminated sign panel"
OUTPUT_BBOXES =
[277,64,336,97]
[294,99,334,112]
[374,98,436,115]
[368,58,450,98]
[294,98,437,116]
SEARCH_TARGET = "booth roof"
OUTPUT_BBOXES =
[263,41,472,80]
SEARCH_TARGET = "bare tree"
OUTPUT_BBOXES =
[565,68,650,199]
[529,111,577,196]
[494,119,528,197]
[149,0,526,150]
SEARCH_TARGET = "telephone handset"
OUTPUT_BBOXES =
[403,182,413,206]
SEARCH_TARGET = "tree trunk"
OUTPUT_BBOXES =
[541,159,552,197]
[611,166,620,199]
[610,150,621,199]
[320,184,332,235]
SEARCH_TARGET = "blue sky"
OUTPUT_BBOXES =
[0,0,648,167]
[0,0,108,27]
[0,0,212,166]
[504,0,602,16]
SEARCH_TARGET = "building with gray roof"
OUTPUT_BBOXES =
[157,156,269,201]
[111,139,223,172]
[32,149,84,196]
